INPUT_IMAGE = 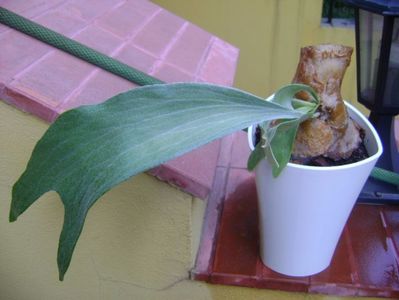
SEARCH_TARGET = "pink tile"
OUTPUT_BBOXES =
[150,140,221,199]
[120,0,160,17]
[115,44,157,73]
[1,0,64,19]
[166,24,212,74]
[230,131,251,169]
[0,24,10,35]
[1,86,56,122]
[160,139,221,196]
[150,165,207,200]
[11,52,93,108]
[0,31,51,83]
[97,1,159,38]
[151,63,194,83]
[61,0,122,22]
[133,10,185,57]
[199,38,239,86]
[61,70,136,111]
[74,25,122,55]
[35,9,88,37]
[216,133,235,167]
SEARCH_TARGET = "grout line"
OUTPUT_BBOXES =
[10,0,127,84]
[10,2,96,82]
[94,4,161,42]
[380,209,399,266]
[94,7,162,57]
[91,0,127,27]
[11,48,57,82]
[125,8,162,41]
[17,0,69,22]
[191,132,238,278]
[191,166,229,277]
[149,21,189,75]
[57,6,163,110]
[194,36,216,79]
[343,226,360,284]
[56,41,130,111]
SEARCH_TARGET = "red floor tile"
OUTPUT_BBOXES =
[310,228,357,285]
[381,208,399,254]
[194,133,399,298]
[347,205,399,291]
[213,169,257,276]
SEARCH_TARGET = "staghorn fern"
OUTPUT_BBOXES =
[10,83,319,280]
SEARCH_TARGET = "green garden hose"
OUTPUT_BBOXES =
[0,6,398,187]
[371,167,399,187]
[0,7,163,86]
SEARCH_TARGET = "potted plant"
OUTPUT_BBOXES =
[247,44,383,276]
[9,44,381,280]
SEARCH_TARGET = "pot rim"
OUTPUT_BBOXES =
[247,101,383,171]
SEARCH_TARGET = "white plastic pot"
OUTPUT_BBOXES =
[248,102,383,277]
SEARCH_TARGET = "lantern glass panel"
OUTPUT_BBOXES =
[358,9,383,106]
[383,17,399,109]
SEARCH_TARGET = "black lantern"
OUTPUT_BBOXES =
[344,0,399,203]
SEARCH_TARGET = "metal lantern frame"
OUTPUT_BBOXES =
[345,0,399,203]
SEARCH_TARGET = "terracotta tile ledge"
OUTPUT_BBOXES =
[0,0,239,200]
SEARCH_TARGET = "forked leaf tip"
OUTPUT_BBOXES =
[59,271,65,281]
[9,211,17,222]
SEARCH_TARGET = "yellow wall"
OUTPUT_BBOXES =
[0,101,208,299]
[153,0,366,114]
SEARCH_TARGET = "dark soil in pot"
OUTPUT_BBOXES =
[254,126,369,167]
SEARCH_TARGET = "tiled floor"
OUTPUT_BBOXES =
[192,131,399,298]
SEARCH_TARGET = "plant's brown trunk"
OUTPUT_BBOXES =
[291,44,362,161]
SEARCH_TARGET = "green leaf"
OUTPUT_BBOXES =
[248,84,320,176]
[267,119,301,177]
[247,142,264,171]
[10,83,302,280]
[271,83,319,111]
